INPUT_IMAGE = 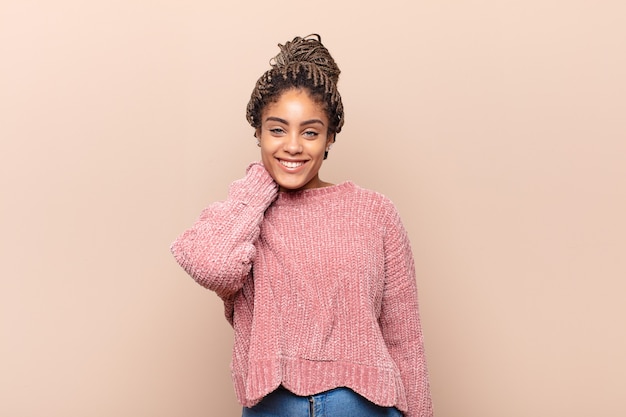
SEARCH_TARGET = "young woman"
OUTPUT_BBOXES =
[171,34,433,417]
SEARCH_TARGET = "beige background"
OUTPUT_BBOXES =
[1,1,625,416]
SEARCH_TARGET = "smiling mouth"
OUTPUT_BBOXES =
[279,159,306,169]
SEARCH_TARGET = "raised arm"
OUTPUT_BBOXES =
[170,162,278,300]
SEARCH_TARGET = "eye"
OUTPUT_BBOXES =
[269,127,285,135]
[302,130,319,139]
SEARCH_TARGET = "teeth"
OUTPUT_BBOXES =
[280,160,304,169]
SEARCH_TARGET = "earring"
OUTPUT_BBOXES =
[326,144,333,152]
[257,140,261,147]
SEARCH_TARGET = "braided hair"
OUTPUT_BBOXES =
[246,34,344,158]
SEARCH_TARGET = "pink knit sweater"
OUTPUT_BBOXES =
[171,163,433,417]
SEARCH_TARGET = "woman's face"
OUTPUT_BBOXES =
[257,88,333,192]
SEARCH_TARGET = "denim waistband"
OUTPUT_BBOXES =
[242,385,402,417]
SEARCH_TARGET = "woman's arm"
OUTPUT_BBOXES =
[170,162,278,300]
[380,205,433,417]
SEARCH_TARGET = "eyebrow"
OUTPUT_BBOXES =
[264,116,326,127]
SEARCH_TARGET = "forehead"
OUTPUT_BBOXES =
[262,89,328,121]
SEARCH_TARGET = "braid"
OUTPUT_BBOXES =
[271,34,340,85]
[246,34,344,138]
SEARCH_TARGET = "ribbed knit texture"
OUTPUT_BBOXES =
[171,162,433,417]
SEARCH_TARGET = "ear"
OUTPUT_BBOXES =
[326,133,335,147]
[324,133,335,160]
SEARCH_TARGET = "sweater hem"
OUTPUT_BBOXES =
[233,355,408,412]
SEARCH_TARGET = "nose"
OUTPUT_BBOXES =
[284,132,303,154]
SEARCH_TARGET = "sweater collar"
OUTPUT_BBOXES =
[273,181,355,206]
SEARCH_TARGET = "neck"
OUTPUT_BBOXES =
[279,178,334,193]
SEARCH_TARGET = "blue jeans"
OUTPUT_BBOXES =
[242,386,403,417]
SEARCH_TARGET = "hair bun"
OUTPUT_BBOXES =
[270,34,340,85]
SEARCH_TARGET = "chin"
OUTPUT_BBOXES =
[278,182,304,191]
[276,177,308,191]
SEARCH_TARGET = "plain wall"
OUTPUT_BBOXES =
[1,1,624,416]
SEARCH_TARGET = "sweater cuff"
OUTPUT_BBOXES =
[228,162,278,209]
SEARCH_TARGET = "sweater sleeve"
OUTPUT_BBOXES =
[379,205,433,417]
[170,162,278,303]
